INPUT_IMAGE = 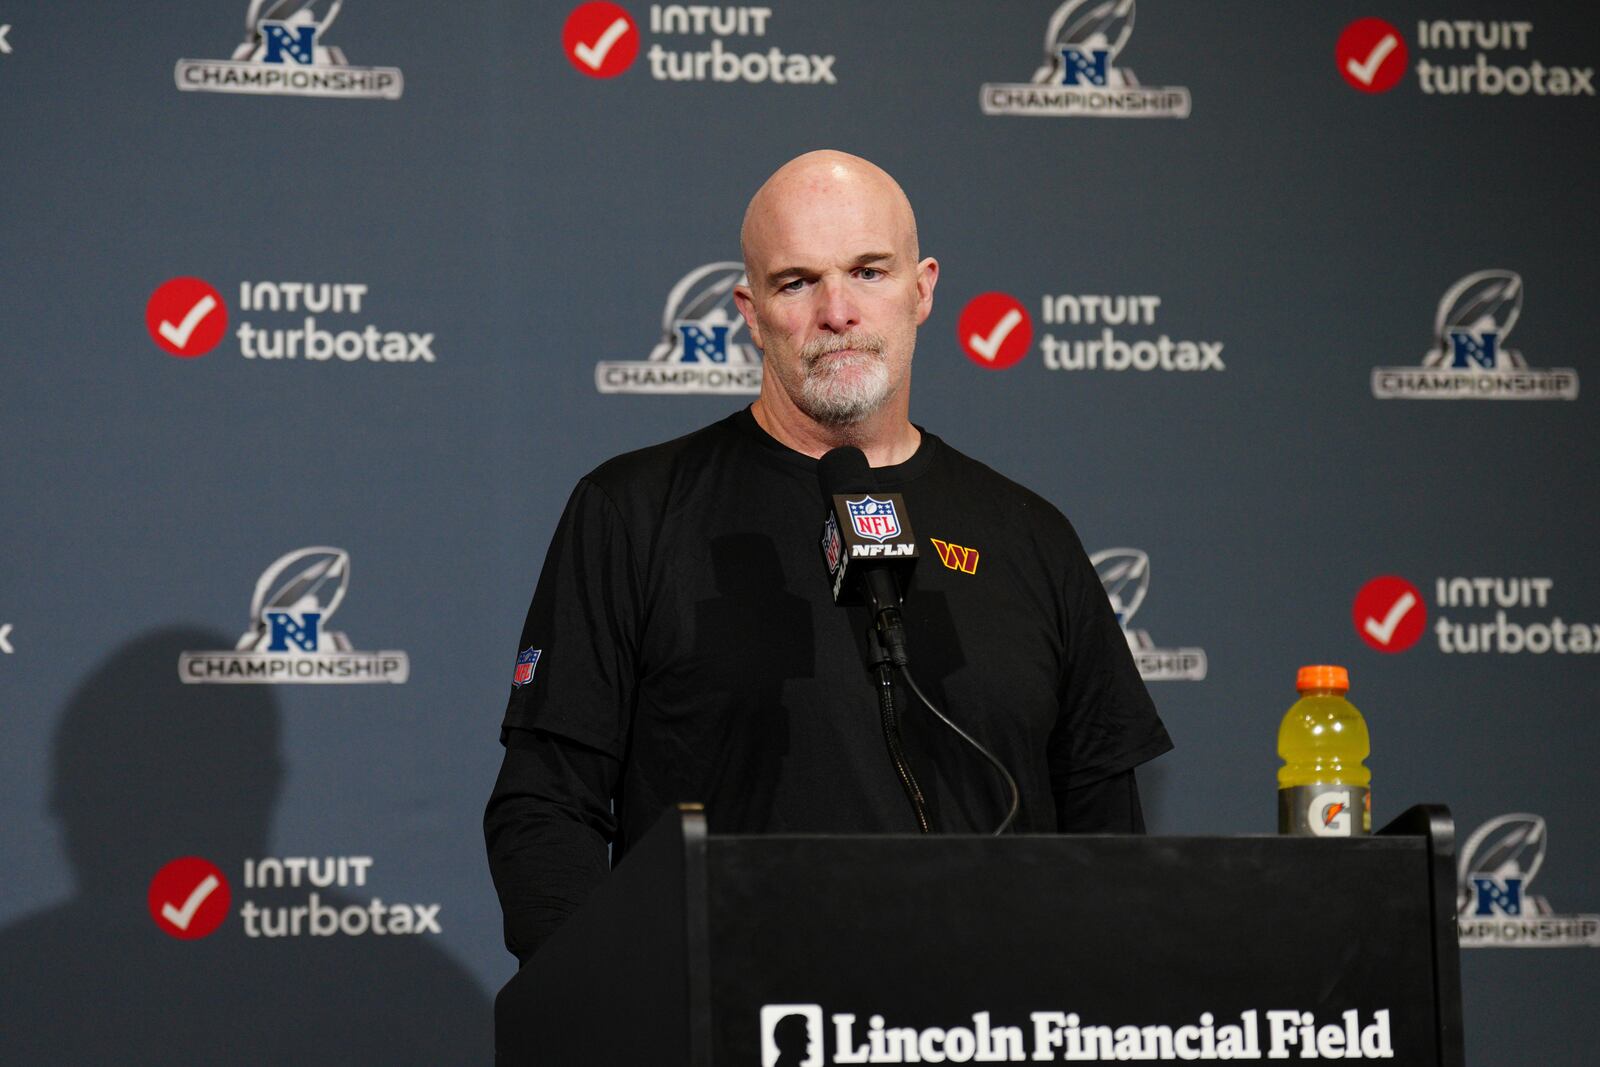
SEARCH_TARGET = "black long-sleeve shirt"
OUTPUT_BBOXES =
[485,411,1171,965]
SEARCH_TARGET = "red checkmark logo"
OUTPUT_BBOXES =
[563,3,639,79]
[1353,575,1427,653]
[148,857,231,940]
[957,292,1032,370]
[1336,18,1408,94]
[146,277,228,358]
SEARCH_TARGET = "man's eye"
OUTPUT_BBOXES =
[778,278,806,292]
[858,268,883,280]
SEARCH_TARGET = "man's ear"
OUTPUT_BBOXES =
[914,257,939,325]
[734,283,764,349]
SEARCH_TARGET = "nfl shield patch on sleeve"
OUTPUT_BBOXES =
[512,647,541,688]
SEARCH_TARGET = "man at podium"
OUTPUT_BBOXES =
[485,151,1172,964]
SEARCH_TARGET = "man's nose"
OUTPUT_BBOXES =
[815,276,859,333]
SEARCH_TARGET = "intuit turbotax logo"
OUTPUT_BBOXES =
[149,854,442,941]
[562,3,836,85]
[175,1,403,100]
[981,0,1191,119]
[1371,270,1576,400]
[1353,574,1599,656]
[1092,548,1206,682]
[595,262,761,395]
[959,290,1224,376]
[144,277,437,365]
[1335,16,1594,98]
[178,546,409,684]
[1456,813,1600,948]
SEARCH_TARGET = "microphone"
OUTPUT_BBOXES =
[816,446,1022,836]
[817,447,919,665]
[818,446,929,832]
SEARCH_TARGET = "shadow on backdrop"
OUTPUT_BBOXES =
[0,627,490,1065]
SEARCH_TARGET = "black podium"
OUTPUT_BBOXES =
[496,805,1464,1065]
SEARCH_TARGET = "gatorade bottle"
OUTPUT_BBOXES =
[1277,665,1371,837]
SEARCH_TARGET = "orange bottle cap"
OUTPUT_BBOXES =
[1297,664,1349,692]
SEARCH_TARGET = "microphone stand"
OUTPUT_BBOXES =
[865,622,931,833]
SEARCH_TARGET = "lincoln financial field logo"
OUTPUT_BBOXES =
[1371,270,1577,400]
[1457,813,1599,948]
[757,1005,1397,1063]
[1091,548,1206,681]
[176,0,403,100]
[595,261,762,395]
[981,0,1191,119]
[179,546,409,684]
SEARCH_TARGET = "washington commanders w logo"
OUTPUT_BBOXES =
[930,537,980,575]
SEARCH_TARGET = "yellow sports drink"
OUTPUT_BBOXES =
[1277,665,1371,836]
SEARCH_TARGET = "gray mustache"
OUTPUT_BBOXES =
[801,332,887,362]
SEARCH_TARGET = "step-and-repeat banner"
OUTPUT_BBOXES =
[2,2,1595,1063]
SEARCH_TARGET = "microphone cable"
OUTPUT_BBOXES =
[866,623,930,833]
[898,664,1021,837]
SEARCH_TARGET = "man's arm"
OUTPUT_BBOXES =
[488,476,641,963]
[484,726,619,965]
[1046,518,1173,830]
[1055,768,1146,833]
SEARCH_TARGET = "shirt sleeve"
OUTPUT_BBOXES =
[483,727,619,965]
[501,477,641,757]
[1055,768,1147,833]
[1048,525,1174,793]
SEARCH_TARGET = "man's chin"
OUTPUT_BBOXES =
[799,381,892,426]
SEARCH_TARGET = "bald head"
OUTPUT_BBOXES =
[740,150,919,276]
[732,151,939,454]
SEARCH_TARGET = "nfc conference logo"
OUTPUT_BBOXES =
[178,546,409,684]
[1371,270,1577,400]
[595,262,762,394]
[980,0,1191,119]
[1457,813,1600,947]
[1092,548,1206,681]
[175,1,402,99]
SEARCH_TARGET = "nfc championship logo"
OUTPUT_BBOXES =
[1456,813,1600,948]
[981,0,1191,118]
[178,546,409,684]
[1091,548,1206,681]
[176,1,404,100]
[760,1004,823,1067]
[1372,270,1577,400]
[595,262,763,395]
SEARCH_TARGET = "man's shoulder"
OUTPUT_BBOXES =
[579,410,750,506]
[929,435,1075,531]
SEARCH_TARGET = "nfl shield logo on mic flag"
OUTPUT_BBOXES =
[513,647,541,687]
[847,496,901,543]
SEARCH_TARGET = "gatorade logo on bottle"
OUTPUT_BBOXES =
[1310,790,1352,837]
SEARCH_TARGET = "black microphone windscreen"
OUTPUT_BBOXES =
[817,446,875,504]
